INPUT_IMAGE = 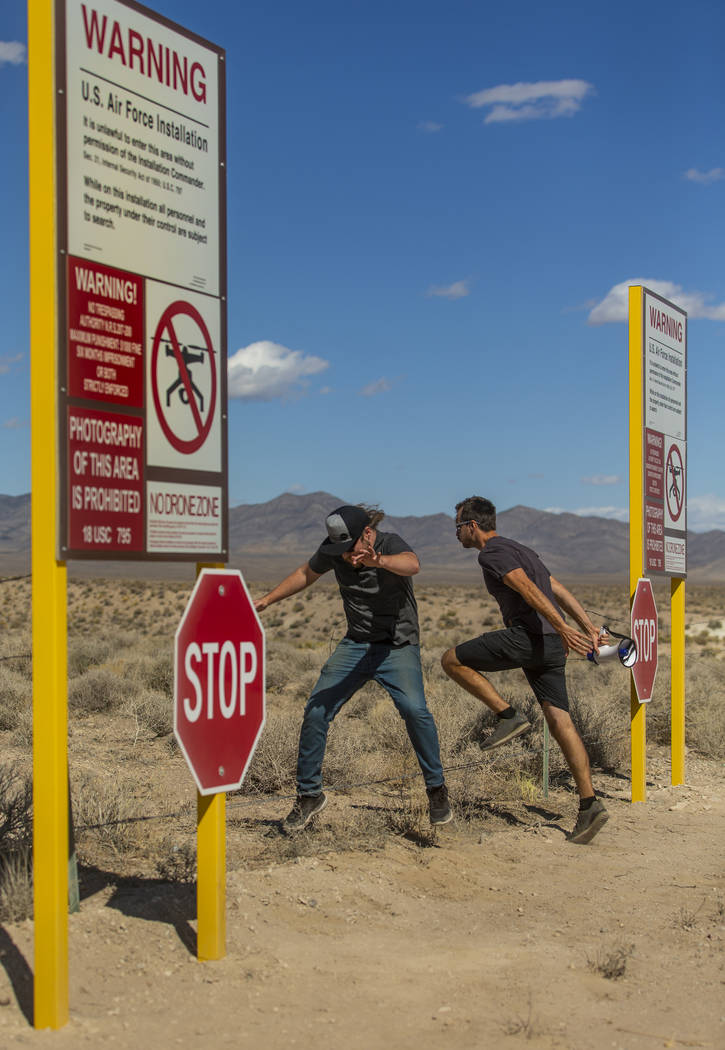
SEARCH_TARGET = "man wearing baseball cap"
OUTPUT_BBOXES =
[254,504,451,830]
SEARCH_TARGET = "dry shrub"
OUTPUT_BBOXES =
[0,764,33,923]
[69,666,129,713]
[241,707,300,794]
[156,836,196,882]
[145,653,174,697]
[646,652,725,759]
[0,849,33,923]
[0,665,31,731]
[131,688,173,737]
[72,772,136,854]
[0,763,33,855]
[588,942,634,979]
[67,635,116,677]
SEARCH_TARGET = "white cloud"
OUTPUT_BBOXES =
[359,377,391,397]
[688,495,725,532]
[0,41,26,66]
[546,505,629,522]
[463,79,593,124]
[588,279,725,324]
[581,475,622,486]
[319,386,333,395]
[417,120,443,133]
[2,418,26,429]
[0,353,23,375]
[426,279,470,300]
[684,167,724,185]
[227,340,328,401]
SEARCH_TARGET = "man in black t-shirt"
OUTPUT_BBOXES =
[255,504,450,831]
[441,495,609,845]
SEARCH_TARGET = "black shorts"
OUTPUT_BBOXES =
[455,625,570,711]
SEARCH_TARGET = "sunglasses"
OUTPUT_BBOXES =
[455,519,478,534]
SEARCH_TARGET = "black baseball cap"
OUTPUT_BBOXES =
[320,505,369,556]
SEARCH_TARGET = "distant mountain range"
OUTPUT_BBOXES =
[2,490,724,581]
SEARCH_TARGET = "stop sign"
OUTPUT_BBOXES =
[631,577,658,703]
[174,569,265,795]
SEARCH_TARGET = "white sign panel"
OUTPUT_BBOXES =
[65,0,221,295]
[145,280,221,472]
[59,0,228,561]
[147,480,222,553]
[644,290,686,439]
[642,288,687,578]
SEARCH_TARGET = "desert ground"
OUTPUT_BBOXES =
[0,574,723,1049]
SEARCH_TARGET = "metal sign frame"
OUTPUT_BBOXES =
[55,0,228,561]
[641,286,687,579]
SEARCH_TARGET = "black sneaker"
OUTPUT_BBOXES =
[284,793,327,831]
[427,783,452,825]
[569,799,609,844]
[479,711,531,752]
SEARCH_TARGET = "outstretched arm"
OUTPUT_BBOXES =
[346,543,420,576]
[254,562,322,612]
[549,576,600,650]
[501,568,597,656]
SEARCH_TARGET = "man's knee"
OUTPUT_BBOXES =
[441,647,459,676]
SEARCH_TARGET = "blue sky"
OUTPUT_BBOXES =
[2,0,724,529]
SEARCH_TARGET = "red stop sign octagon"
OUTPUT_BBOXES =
[175,569,265,795]
[631,577,658,703]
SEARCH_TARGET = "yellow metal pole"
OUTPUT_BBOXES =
[671,577,685,785]
[29,0,69,1028]
[195,563,226,961]
[628,286,646,803]
[196,791,226,961]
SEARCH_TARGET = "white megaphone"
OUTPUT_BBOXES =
[586,626,638,667]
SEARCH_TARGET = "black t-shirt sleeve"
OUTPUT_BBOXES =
[478,544,521,579]
[380,533,414,556]
[308,545,335,575]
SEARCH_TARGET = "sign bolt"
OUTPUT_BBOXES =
[218,766,225,776]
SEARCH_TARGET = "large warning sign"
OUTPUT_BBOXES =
[56,0,227,560]
[642,288,687,578]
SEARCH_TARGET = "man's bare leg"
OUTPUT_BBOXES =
[541,701,594,799]
[440,648,509,713]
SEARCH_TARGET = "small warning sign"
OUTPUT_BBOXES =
[665,442,685,524]
[145,282,222,473]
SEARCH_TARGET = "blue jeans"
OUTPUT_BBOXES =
[297,638,444,796]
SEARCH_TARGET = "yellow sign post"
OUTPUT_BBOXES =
[629,285,688,800]
[28,0,70,1028]
[194,562,227,961]
[670,577,686,785]
[628,287,647,802]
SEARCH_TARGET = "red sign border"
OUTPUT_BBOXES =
[174,569,266,795]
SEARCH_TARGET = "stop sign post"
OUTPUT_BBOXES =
[175,569,265,794]
[631,578,658,703]
[174,568,265,962]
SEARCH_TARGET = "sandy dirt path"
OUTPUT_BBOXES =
[1,748,723,1050]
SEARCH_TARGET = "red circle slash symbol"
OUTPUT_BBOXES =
[665,444,684,522]
[151,301,217,454]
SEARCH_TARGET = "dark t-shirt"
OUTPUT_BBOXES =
[478,535,563,635]
[308,530,419,646]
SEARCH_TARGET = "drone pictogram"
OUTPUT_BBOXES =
[164,342,208,414]
[151,301,217,456]
[665,444,684,523]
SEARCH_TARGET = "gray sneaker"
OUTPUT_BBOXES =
[427,783,452,825]
[479,712,531,752]
[569,799,609,844]
[284,793,327,831]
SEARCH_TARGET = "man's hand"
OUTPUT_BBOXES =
[345,542,381,568]
[558,623,599,658]
[253,597,269,612]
